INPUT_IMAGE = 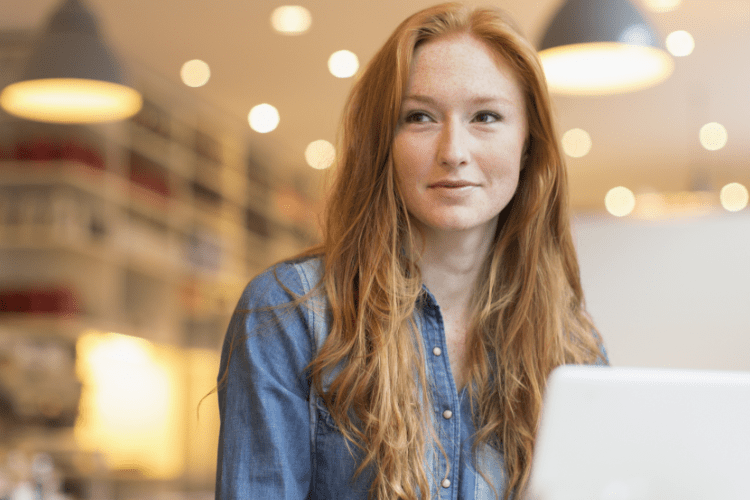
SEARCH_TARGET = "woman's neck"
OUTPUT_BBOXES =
[418,224,494,316]
[416,223,495,391]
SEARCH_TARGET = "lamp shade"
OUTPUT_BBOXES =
[0,0,142,123]
[538,0,674,95]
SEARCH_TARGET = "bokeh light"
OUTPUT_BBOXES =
[305,140,336,169]
[605,186,636,217]
[561,128,593,158]
[539,44,673,96]
[180,59,211,87]
[666,31,695,57]
[0,79,142,123]
[270,6,312,35]
[328,50,359,78]
[75,331,184,478]
[720,183,749,212]
[643,0,682,13]
[248,104,280,133]
[699,122,728,151]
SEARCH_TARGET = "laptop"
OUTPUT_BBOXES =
[529,366,750,500]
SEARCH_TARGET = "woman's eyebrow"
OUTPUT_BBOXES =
[401,94,437,105]
[403,94,515,106]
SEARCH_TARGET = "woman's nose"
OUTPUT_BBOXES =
[437,119,469,168]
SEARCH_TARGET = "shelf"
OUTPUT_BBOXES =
[129,122,183,176]
[0,40,250,499]
[0,228,190,283]
[0,313,109,342]
[0,228,122,262]
[0,160,113,199]
[0,159,224,237]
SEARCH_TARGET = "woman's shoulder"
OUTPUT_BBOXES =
[284,253,325,293]
[234,254,325,313]
[220,256,326,408]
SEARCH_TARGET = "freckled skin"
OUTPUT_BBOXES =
[392,33,529,243]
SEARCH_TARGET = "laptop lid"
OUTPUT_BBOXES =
[529,366,750,500]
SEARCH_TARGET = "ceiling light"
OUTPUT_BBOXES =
[270,6,312,35]
[605,186,636,216]
[181,59,211,87]
[561,128,592,158]
[304,140,335,169]
[0,0,142,123]
[328,50,359,78]
[248,104,280,133]
[642,0,682,13]
[538,0,674,95]
[665,30,694,57]
[720,183,748,212]
[699,122,728,151]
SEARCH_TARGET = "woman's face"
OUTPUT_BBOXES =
[392,34,528,239]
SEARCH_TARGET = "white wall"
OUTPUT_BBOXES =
[572,212,750,371]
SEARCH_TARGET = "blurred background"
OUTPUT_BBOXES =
[0,0,748,499]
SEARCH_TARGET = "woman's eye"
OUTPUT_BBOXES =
[474,112,501,123]
[404,111,432,123]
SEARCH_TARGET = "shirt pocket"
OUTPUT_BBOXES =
[311,398,373,499]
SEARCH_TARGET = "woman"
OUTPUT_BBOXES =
[216,3,607,499]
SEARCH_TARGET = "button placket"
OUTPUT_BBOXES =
[420,289,459,498]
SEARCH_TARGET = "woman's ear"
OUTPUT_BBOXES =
[521,139,530,169]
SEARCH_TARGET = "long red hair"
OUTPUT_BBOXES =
[301,3,605,498]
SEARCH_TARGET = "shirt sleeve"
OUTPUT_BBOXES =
[215,262,315,499]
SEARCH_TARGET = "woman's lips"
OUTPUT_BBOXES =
[427,180,479,198]
[428,180,477,189]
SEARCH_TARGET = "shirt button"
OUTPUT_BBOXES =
[442,409,453,419]
[433,347,442,356]
[441,478,451,488]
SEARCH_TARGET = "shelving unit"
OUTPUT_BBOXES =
[0,34,322,499]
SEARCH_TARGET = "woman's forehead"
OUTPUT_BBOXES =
[405,34,525,107]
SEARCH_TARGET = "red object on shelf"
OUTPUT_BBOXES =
[15,139,61,161]
[11,139,105,170]
[60,141,105,170]
[128,150,171,199]
[0,286,81,315]
[130,168,170,197]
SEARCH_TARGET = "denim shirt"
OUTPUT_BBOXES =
[216,256,603,499]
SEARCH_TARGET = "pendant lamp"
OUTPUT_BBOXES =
[538,0,674,95]
[0,0,142,123]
